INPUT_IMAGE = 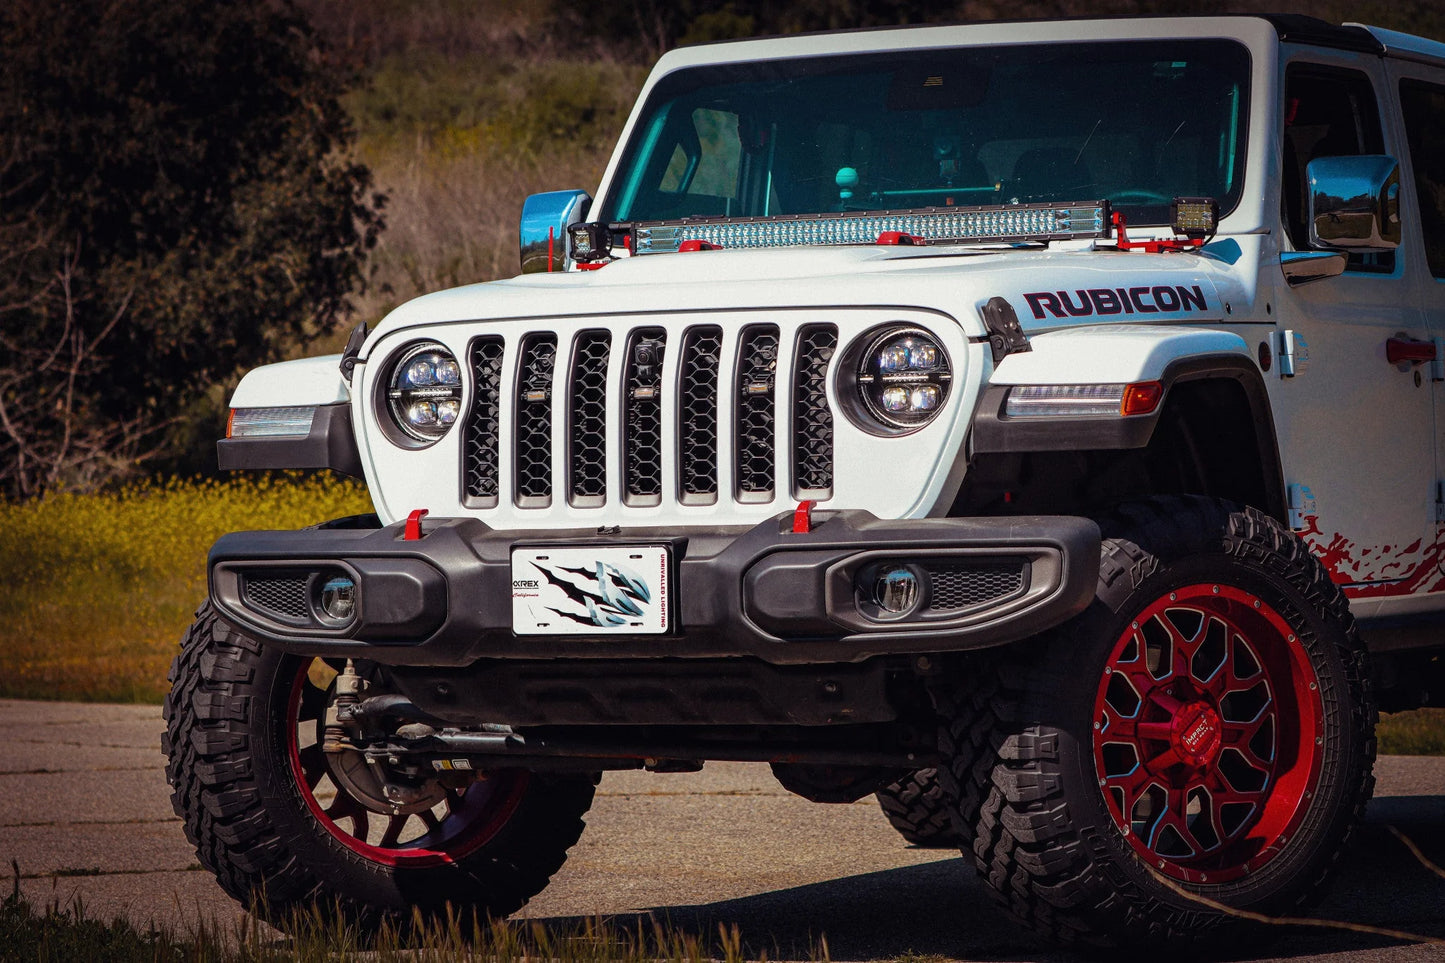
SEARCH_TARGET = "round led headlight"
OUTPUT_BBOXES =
[851,327,952,432]
[385,342,463,444]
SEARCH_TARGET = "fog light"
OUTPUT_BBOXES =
[320,575,357,622]
[875,567,921,615]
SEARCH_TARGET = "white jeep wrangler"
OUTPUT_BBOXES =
[164,14,1445,946]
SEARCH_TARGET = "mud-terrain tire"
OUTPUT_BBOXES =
[162,603,597,931]
[949,496,1374,946]
[876,769,961,847]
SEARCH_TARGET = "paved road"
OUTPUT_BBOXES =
[1,698,1441,961]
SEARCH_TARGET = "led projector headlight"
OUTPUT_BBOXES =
[385,341,462,443]
[851,326,952,432]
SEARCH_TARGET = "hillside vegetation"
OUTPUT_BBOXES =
[309,0,1445,339]
[297,0,644,335]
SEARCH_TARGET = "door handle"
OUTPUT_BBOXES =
[1386,336,1436,366]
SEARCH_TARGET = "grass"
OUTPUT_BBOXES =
[0,863,804,963]
[1378,708,1445,756]
[0,475,371,703]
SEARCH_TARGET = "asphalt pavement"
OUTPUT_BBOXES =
[1,698,1441,961]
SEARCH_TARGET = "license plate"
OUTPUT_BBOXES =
[511,545,670,635]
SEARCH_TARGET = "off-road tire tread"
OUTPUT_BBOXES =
[875,768,962,846]
[164,603,597,929]
[930,664,1007,848]
[957,496,1376,946]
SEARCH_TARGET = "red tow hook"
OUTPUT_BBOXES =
[792,500,816,533]
[678,239,722,252]
[404,508,430,540]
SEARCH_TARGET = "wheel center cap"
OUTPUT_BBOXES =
[1171,701,1222,768]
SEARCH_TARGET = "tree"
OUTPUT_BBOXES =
[0,0,383,499]
[551,0,1442,61]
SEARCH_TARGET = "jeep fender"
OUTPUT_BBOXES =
[217,355,362,477]
[969,325,1285,520]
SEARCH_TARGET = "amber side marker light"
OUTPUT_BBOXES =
[1121,381,1164,416]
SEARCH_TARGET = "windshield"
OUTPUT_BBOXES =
[600,39,1250,229]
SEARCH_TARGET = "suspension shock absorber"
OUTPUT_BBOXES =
[323,660,367,753]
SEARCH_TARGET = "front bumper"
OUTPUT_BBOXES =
[208,510,1099,667]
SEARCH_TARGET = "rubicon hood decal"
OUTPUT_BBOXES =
[1023,284,1211,320]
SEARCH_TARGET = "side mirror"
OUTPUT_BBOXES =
[520,190,592,274]
[1306,155,1401,251]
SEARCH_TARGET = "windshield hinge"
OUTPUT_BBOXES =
[339,321,368,385]
[981,297,1030,365]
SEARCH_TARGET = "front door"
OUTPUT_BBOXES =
[1274,57,1434,606]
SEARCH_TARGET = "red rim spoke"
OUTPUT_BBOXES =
[1147,787,1193,855]
[379,814,407,849]
[1135,720,1173,742]
[296,679,329,723]
[1221,717,1265,750]
[296,744,327,787]
[1140,744,1184,771]
[1103,768,1152,817]
[1100,703,1138,739]
[1203,767,1265,807]
[325,791,370,841]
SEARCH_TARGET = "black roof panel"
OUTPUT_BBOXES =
[1258,14,1383,53]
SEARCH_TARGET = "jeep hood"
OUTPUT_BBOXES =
[362,239,1260,360]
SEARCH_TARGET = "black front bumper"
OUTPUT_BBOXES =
[208,510,1100,667]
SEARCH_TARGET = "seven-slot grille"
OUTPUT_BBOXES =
[462,322,837,510]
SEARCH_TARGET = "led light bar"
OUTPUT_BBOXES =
[632,202,1110,254]
[229,406,317,438]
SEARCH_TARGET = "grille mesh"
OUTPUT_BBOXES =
[735,325,779,497]
[623,328,666,502]
[515,334,557,504]
[569,330,612,503]
[463,337,504,504]
[244,574,309,621]
[679,326,722,501]
[792,325,837,496]
[924,562,1025,613]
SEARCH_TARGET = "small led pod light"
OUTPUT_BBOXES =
[1171,197,1219,240]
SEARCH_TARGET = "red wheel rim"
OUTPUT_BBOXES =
[286,661,528,867]
[1092,584,1323,883]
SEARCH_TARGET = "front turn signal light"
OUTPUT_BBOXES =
[1121,381,1164,416]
